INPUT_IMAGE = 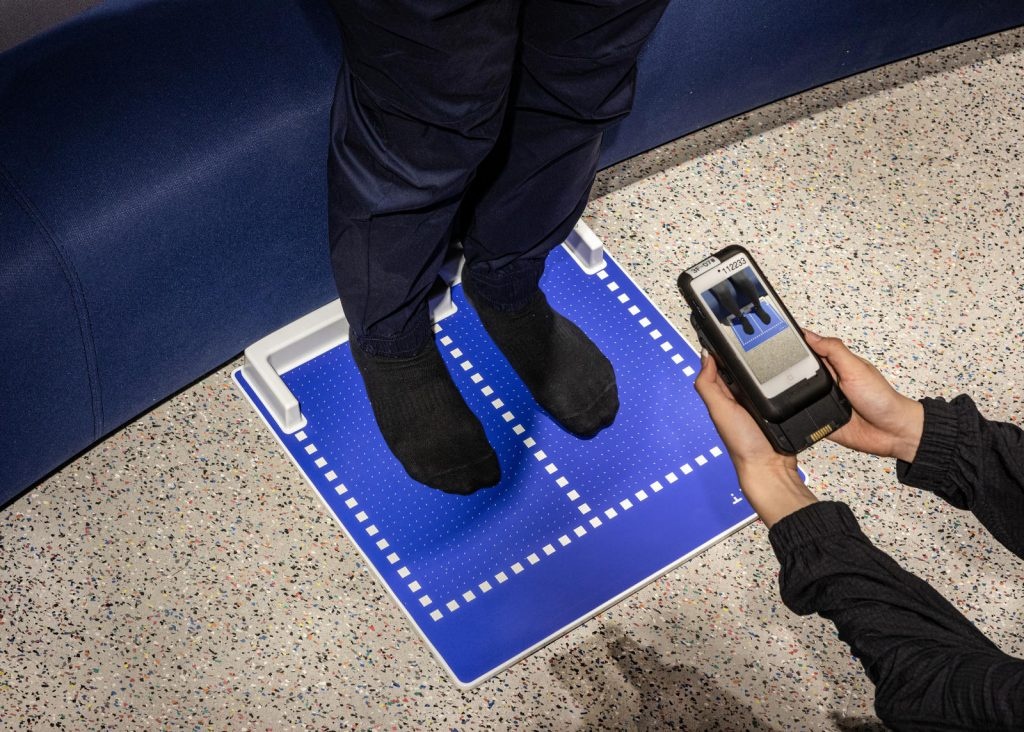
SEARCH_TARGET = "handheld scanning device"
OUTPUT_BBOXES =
[678,245,851,454]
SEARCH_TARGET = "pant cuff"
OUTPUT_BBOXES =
[350,316,431,359]
[464,258,546,312]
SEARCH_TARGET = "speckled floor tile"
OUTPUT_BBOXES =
[3,27,1023,731]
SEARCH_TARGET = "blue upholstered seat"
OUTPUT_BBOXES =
[2,0,1022,504]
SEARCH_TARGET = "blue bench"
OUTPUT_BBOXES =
[2,0,1022,505]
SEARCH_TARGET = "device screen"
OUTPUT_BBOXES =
[691,257,818,397]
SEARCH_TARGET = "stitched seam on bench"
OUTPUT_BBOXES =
[0,160,104,439]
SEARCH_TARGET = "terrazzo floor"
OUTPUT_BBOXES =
[3,27,1023,731]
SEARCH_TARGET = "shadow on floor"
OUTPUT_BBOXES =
[549,623,890,731]
[593,27,1024,199]
[831,713,889,732]
[549,623,777,731]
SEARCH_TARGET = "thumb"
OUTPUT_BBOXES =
[694,350,736,410]
[803,331,864,379]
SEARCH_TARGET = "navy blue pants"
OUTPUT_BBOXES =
[328,0,669,357]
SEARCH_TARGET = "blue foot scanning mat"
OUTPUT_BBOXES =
[234,244,754,688]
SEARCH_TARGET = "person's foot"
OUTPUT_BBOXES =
[736,314,754,335]
[751,301,771,324]
[349,333,500,494]
[462,273,618,438]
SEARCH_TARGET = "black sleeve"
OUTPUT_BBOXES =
[770,501,1024,731]
[897,395,1024,560]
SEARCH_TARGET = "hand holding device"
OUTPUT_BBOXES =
[803,331,924,463]
[694,351,816,529]
[679,246,852,454]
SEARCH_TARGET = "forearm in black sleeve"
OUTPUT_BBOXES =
[897,395,1024,559]
[770,501,1024,731]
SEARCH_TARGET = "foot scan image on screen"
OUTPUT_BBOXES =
[701,267,806,384]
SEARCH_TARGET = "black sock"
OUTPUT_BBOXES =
[462,274,618,438]
[752,303,771,324]
[349,333,500,494]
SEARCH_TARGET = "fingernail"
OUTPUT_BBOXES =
[700,348,708,362]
